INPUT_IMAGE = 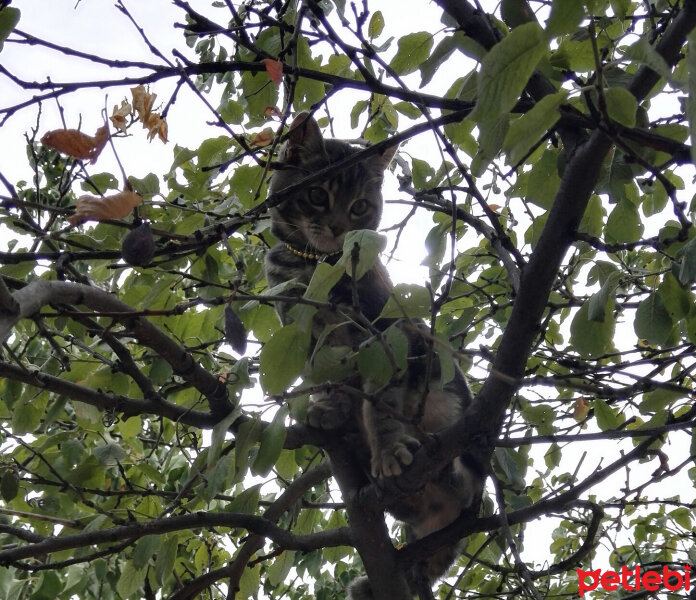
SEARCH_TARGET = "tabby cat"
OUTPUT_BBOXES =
[263,112,481,599]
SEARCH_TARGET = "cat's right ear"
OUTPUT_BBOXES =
[283,112,325,164]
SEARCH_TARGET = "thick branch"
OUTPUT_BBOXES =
[0,279,232,416]
[0,511,351,564]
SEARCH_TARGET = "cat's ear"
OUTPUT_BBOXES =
[374,142,398,171]
[283,112,325,163]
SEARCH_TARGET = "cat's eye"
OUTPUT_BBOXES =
[307,187,329,209]
[350,198,370,217]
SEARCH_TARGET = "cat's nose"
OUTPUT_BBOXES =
[330,224,345,236]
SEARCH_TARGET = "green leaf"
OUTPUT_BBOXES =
[419,32,485,87]
[310,345,355,383]
[81,172,118,193]
[678,237,696,285]
[634,293,673,346]
[219,99,245,124]
[368,11,384,38]
[350,100,369,128]
[570,299,615,358]
[252,406,288,476]
[268,552,296,587]
[239,564,261,599]
[620,37,674,84]
[594,399,620,431]
[358,342,393,388]
[670,507,692,529]
[132,535,161,569]
[0,7,20,53]
[304,261,345,302]
[0,470,19,502]
[389,32,434,76]
[208,406,242,469]
[604,200,643,243]
[412,157,435,189]
[588,271,621,322]
[578,194,605,237]
[503,91,567,165]
[385,325,408,372]
[501,0,537,27]
[128,173,160,198]
[472,22,548,121]
[380,284,431,319]
[658,273,692,320]
[689,30,696,164]
[526,149,561,209]
[11,402,42,435]
[338,229,386,280]
[116,561,147,599]
[544,442,562,469]
[546,0,585,36]
[604,87,638,128]
[155,536,179,585]
[200,454,233,502]
[93,442,127,466]
[640,388,682,414]
[259,323,310,395]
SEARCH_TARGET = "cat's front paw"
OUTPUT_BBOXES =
[306,396,351,430]
[371,435,421,478]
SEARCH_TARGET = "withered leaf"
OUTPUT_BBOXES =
[250,128,274,147]
[131,84,156,121]
[264,106,283,119]
[41,125,110,164]
[68,190,143,225]
[263,58,283,85]
[110,100,132,133]
[143,113,168,143]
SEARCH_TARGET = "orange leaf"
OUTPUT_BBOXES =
[68,190,143,225]
[264,106,283,119]
[488,204,501,212]
[250,129,274,147]
[263,58,283,85]
[41,125,110,164]
[143,113,168,143]
[573,398,590,421]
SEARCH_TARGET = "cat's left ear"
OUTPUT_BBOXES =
[283,112,325,164]
[375,142,398,171]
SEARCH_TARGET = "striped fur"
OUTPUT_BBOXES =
[263,113,481,599]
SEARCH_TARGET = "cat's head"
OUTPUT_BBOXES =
[269,112,396,255]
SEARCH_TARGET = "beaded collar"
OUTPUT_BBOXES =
[284,243,342,262]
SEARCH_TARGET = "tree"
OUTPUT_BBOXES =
[1,0,696,598]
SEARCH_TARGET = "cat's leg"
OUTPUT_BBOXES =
[362,387,421,478]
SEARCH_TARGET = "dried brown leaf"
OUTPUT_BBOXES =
[110,100,132,133]
[131,84,157,121]
[250,128,274,147]
[264,106,283,119]
[263,58,283,85]
[68,190,143,225]
[41,124,110,164]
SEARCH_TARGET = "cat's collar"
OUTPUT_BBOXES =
[284,243,342,262]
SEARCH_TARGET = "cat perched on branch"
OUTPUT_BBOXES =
[264,112,482,598]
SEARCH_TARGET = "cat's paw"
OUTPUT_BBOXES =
[371,436,421,478]
[306,397,351,430]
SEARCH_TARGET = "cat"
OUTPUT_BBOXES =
[263,112,482,598]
